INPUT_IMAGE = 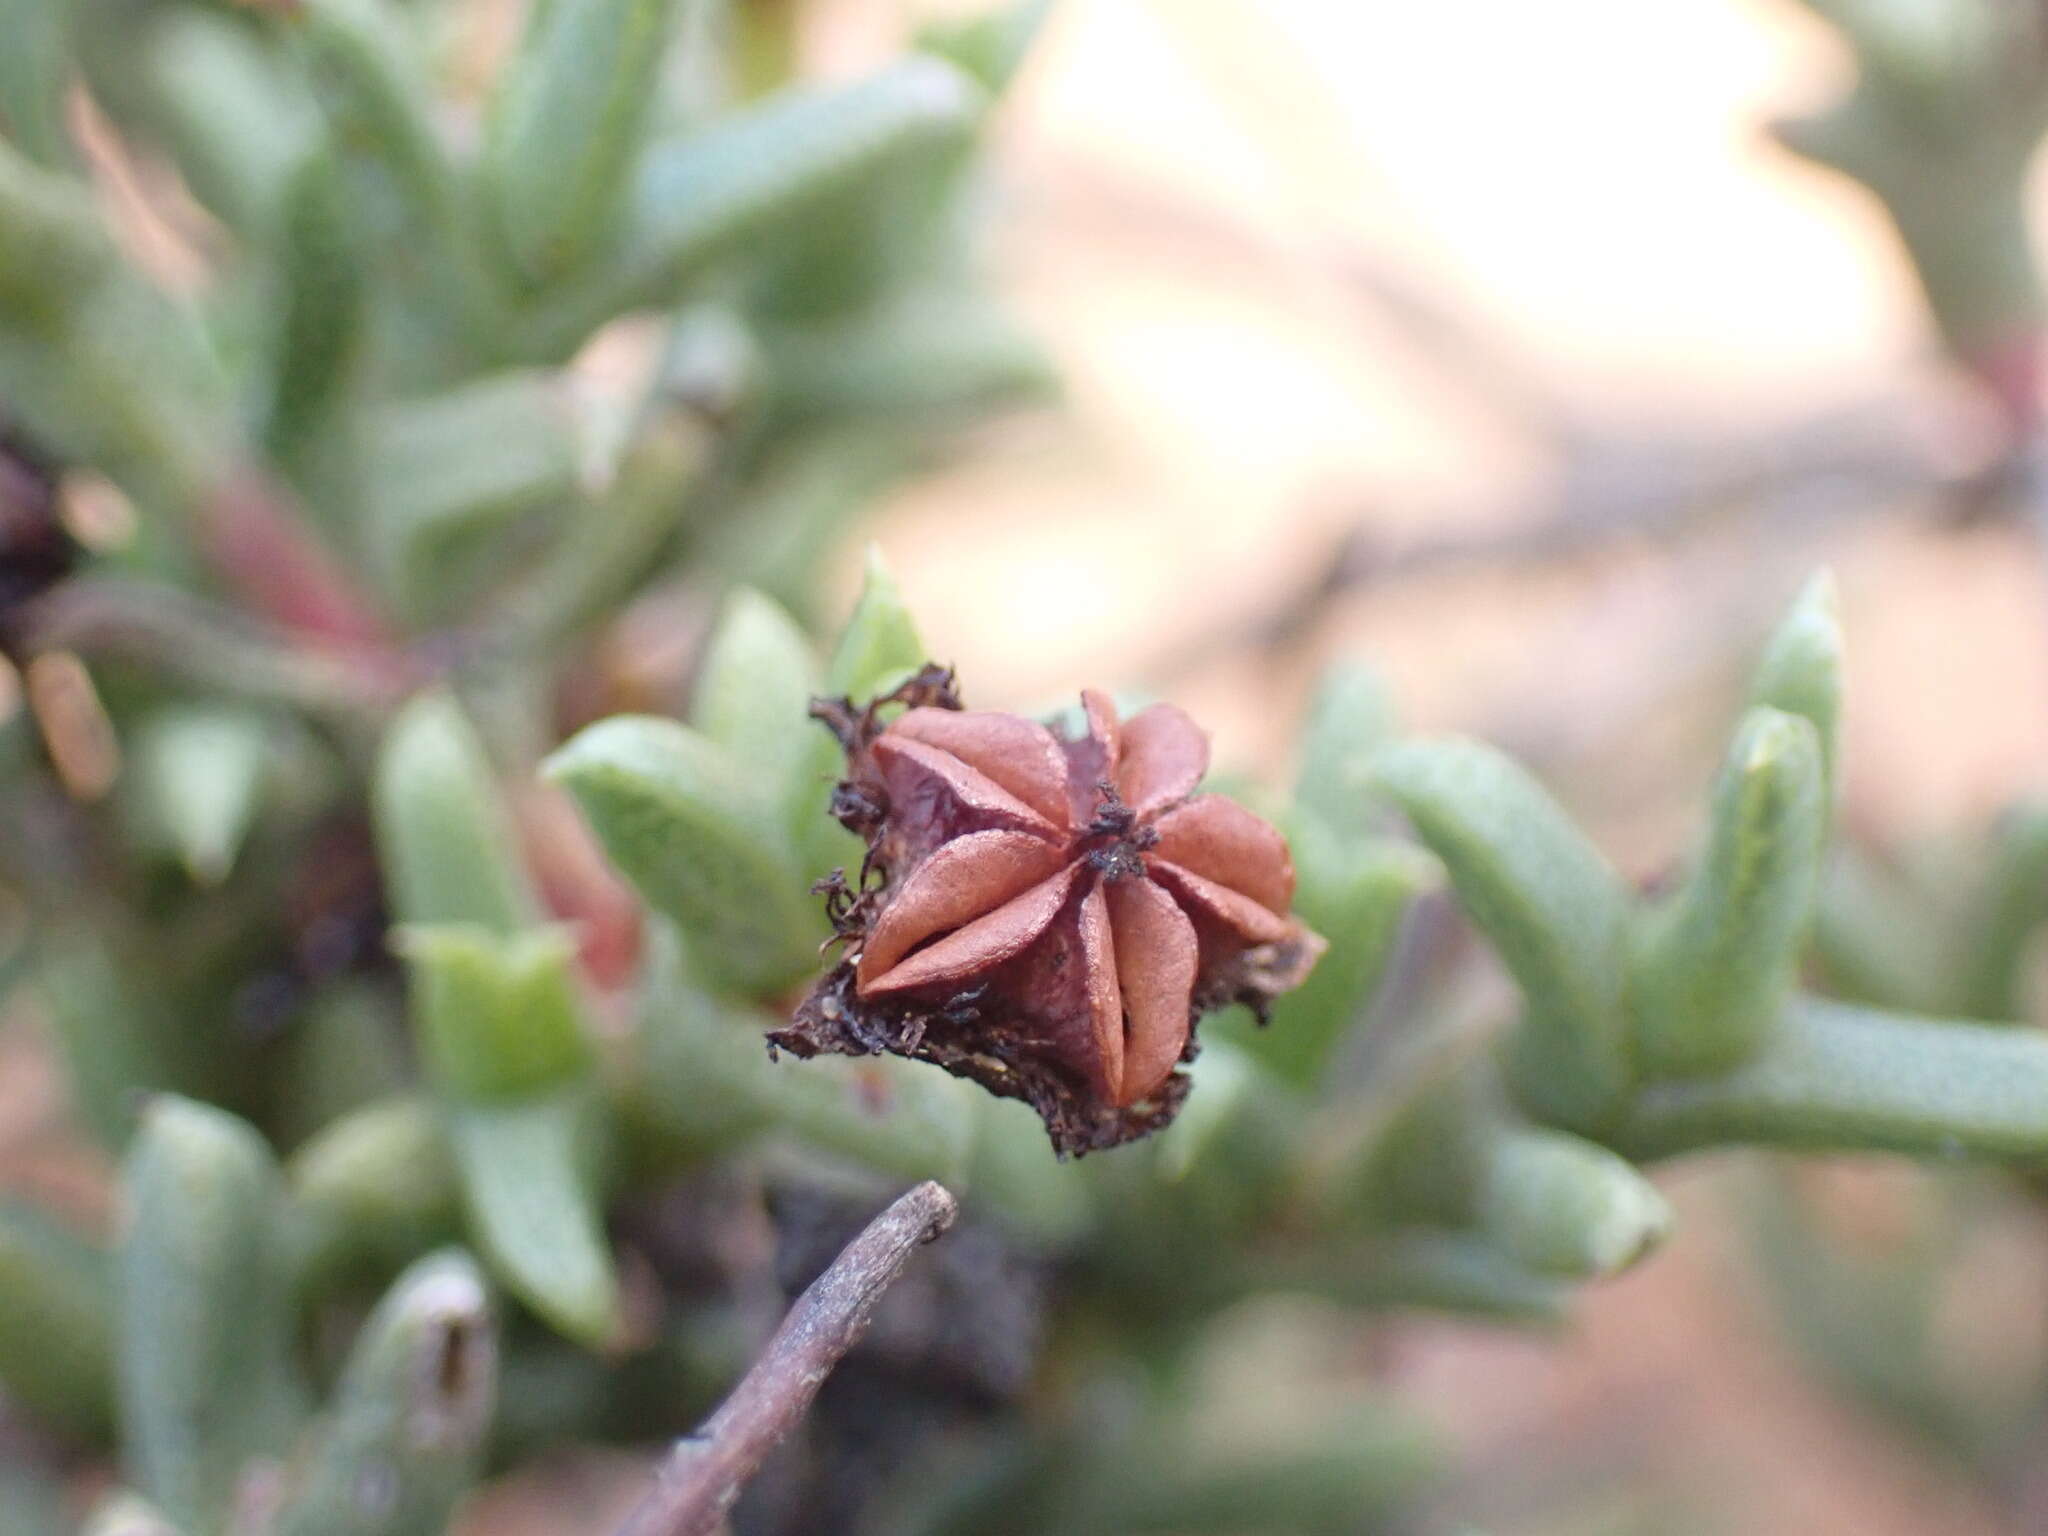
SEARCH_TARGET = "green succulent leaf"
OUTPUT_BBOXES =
[525,56,986,351]
[1337,1231,1568,1324]
[288,1095,463,1286]
[445,1093,619,1348]
[507,409,712,643]
[1292,662,1397,843]
[394,923,594,1102]
[266,145,369,457]
[692,585,836,842]
[629,922,979,1187]
[271,1250,496,1536]
[1953,801,2048,1020]
[545,714,819,992]
[126,705,271,887]
[117,1099,307,1533]
[366,374,580,622]
[826,544,929,698]
[0,0,74,169]
[296,0,464,258]
[916,0,1054,96]
[1631,707,1827,1077]
[484,0,681,284]
[373,690,539,935]
[0,1202,115,1439]
[1477,1125,1671,1281]
[1747,570,1843,794]
[1241,837,1432,1089]
[1370,738,1632,1132]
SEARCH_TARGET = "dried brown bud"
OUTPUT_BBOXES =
[773,667,1325,1156]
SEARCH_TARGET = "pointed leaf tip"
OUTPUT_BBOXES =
[826,546,929,698]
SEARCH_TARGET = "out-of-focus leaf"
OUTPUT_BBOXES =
[1237,838,1432,1088]
[271,1250,496,1536]
[80,1492,180,1536]
[83,7,315,239]
[1953,801,2048,1021]
[1371,739,1632,1132]
[0,1202,114,1439]
[826,544,928,697]
[0,141,232,510]
[127,705,271,886]
[0,0,73,168]
[1055,1405,1444,1536]
[373,690,538,934]
[36,940,178,1147]
[1292,662,1397,842]
[1477,1125,1670,1280]
[445,1093,618,1348]
[387,919,617,1345]
[628,920,980,1188]
[275,980,411,1149]
[289,1095,462,1286]
[267,146,369,460]
[524,57,986,352]
[760,291,1055,423]
[483,0,680,283]
[1619,995,2048,1161]
[295,0,466,273]
[1324,1231,1567,1323]
[1812,846,1955,1016]
[506,409,712,643]
[916,0,1053,96]
[118,1098,307,1533]
[1632,708,1826,1077]
[365,375,579,621]
[545,715,818,992]
[1747,571,1842,793]
[691,585,833,841]
[394,924,593,1102]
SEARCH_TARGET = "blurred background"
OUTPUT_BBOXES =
[10,0,2048,1532]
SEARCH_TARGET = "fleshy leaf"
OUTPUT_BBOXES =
[117,1099,307,1533]
[1747,570,1842,795]
[483,0,680,283]
[692,585,836,843]
[826,545,928,698]
[270,1251,496,1536]
[0,1203,114,1440]
[127,705,270,886]
[393,924,593,1103]
[1631,707,1827,1077]
[446,1094,618,1348]
[544,715,818,992]
[1371,738,1633,1133]
[1478,1125,1671,1280]
[523,58,986,351]
[374,690,539,934]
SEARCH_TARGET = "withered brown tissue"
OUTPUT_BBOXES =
[773,667,1326,1157]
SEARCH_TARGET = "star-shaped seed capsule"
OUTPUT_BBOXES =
[774,668,1325,1156]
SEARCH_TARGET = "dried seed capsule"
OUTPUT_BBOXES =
[776,668,1325,1156]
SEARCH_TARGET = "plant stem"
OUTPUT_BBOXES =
[611,1180,958,1536]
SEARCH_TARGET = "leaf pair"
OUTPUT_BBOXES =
[374,693,620,1346]
[116,1097,493,1536]
[1371,573,2048,1165]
